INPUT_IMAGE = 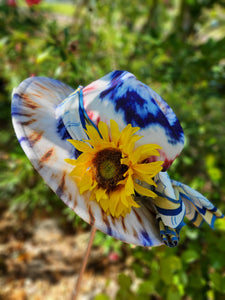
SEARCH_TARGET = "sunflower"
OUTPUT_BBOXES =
[65,120,163,218]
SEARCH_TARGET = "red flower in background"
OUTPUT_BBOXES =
[26,0,41,6]
[7,0,17,6]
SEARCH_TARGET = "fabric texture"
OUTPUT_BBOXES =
[11,70,224,247]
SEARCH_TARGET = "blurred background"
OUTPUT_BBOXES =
[0,0,225,299]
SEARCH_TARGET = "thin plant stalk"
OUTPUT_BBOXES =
[71,226,97,300]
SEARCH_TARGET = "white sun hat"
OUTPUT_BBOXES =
[11,70,223,247]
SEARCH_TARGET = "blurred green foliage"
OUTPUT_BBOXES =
[1,0,225,299]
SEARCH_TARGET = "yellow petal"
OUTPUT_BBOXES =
[99,197,110,213]
[117,169,133,185]
[133,161,163,175]
[84,139,100,148]
[134,182,157,198]
[90,179,98,190]
[135,173,157,187]
[119,124,140,148]
[85,124,102,142]
[98,121,109,142]
[76,151,93,160]
[109,190,120,216]
[119,188,129,207]
[128,195,140,208]
[110,119,121,145]
[120,134,142,156]
[70,166,86,177]
[124,135,142,154]
[131,144,162,163]
[125,173,135,195]
[68,139,92,153]
[115,201,126,218]
[64,158,77,165]
[95,188,107,202]
[67,154,92,175]
[79,172,93,194]
[90,190,96,201]
[120,157,130,166]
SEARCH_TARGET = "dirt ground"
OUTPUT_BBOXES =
[0,207,132,300]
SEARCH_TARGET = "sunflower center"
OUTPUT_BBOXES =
[93,148,128,192]
[99,160,117,180]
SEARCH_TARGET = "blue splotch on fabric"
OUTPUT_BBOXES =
[100,71,184,145]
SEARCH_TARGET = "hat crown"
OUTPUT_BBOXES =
[58,71,184,169]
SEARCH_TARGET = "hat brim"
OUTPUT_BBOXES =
[12,77,162,247]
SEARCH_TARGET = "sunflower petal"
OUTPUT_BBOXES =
[119,124,140,148]
[110,119,121,145]
[135,173,157,187]
[85,124,102,142]
[64,158,77,165]
[120,157,130,166]
[79,172,93,194]
[109,190,120,216]
[125,173,135,195]
[134,182,157,198]
[99,197,110,213]
[95,188,108,202]
[70,166,86,177]
[115,200,126,218]
[133,161,163,175]
[68,139,92,153]
[122,135,142,155]
[120,189,129,207]
[98,121,109,142]
[132,144,162,163]
[128,196,140,208]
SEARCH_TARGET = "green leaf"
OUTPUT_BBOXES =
[210,272,225,293]
[138,280,155,295]
[182,249,199,264]
[214,218,225,231]
[36,49,52,64]
[185,228,199,240]
[167,286,181,300]
[116,274,136,300]
[118,274,132,290]
[188,269,206,288]
[159,256,182,284]
[132,263,144,278]
[94,294,110,300]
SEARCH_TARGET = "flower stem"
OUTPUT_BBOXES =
[71,226,97,300]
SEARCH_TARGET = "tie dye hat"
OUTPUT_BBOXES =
[11,70,224,247]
